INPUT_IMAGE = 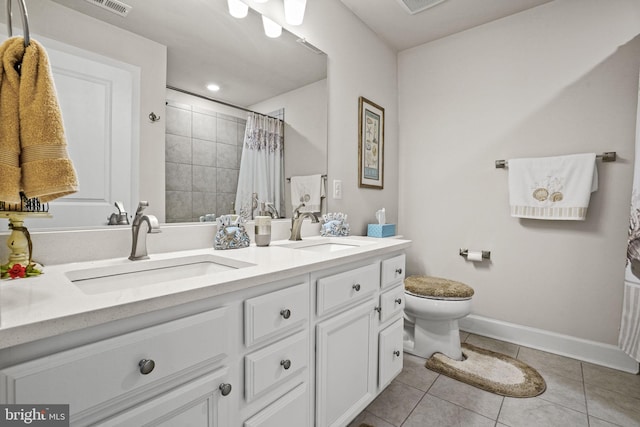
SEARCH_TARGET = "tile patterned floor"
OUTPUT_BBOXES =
[349,332,640,427]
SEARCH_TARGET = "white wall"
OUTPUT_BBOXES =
[398,0,640,345]
[4,1,167,220]
[251,79,328,217]
[250,0,399,234]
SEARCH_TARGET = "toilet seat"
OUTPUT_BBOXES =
[404,275,474,301]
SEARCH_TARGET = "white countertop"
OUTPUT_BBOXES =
[0,236,410,349]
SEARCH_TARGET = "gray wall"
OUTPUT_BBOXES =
[165,100,245,222]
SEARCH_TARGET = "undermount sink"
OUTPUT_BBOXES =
[66,254,254,295]
[279,239,372,253]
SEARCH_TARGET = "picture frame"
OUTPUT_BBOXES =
[358,96,384,189]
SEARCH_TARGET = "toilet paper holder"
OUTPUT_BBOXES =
[459,249,491,260]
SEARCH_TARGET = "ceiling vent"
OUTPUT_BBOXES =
[396,0,448,15]
[84,0,132,17]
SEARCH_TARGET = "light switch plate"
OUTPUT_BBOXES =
[333,180,342,199]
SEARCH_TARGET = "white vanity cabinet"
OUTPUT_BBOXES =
[313,252,406,427]
[0,244,408,427]
[0,307,233,427]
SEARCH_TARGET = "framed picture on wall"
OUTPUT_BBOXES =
[358,96,384,189]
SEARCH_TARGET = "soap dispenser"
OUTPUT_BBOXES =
[254,203,271,247]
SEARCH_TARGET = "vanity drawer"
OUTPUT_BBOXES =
[381,254,405,289]
[244,282,309,347]
[244,331,308,402]
[244,382,309,427]
[0,308,228,418]
[379,284,405,323]
[316,263,380,316]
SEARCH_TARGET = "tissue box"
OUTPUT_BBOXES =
[367,223,396,238]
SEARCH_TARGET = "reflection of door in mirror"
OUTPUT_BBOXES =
[25,37,139,229]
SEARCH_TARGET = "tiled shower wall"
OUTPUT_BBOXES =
[165,100,246,223]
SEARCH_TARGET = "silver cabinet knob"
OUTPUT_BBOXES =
[395,268,403,275]
[219,383,232,396]
[138,359,155,375]
[395,298,402,305]
[280,309,291,319]
[352,284,361,291]
[393,350,401,357]
[280,359,291,370]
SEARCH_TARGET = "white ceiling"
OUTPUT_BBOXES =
[49,0,327,107]
[45,0,554,106]
[340,0,554,51]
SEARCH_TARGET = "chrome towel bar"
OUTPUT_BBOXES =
[495,151,616,169]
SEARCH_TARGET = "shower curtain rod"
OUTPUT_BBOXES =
[166,85,279,119]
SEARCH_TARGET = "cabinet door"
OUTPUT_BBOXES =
[316,300,376,427]
[98,368,231,427]
[378,318,404,388]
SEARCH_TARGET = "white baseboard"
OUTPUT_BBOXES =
[459,314,639,374]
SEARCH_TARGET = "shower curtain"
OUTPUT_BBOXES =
[235,112,285,220]
[621,112,640,363]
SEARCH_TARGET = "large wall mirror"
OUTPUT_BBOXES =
[2,0,327,229]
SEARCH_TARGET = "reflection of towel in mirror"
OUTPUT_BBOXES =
[0,37,24,203]
[19,38,78,202]
[291,174,324,212]
[508,153,597,220]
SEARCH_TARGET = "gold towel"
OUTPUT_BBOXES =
[0,37,23,203]
[19,38,78,202]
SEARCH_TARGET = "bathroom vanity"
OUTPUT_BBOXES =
[0,235,409,427]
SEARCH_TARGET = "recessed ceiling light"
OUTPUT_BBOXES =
[207,84,221,92]
[262,15,282,38]
[284,0,306,25]
[227,0,248,18]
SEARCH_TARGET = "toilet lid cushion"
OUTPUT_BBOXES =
[404,275,475,299]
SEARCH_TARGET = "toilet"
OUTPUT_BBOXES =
[403,275,474,360]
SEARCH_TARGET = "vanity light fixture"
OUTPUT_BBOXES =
[283,0,306,25]
[207,83,221,92]
[228,0,248,18]
[262,15,282,38]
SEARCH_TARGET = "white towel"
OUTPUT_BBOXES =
[291,174,324,212]
[508,153,597,220]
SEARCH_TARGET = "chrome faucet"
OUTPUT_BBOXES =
[289,203,319,241]
[265,202,280,219]
[129,201,161,260]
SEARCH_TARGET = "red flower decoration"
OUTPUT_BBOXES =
[8,264,26,279]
